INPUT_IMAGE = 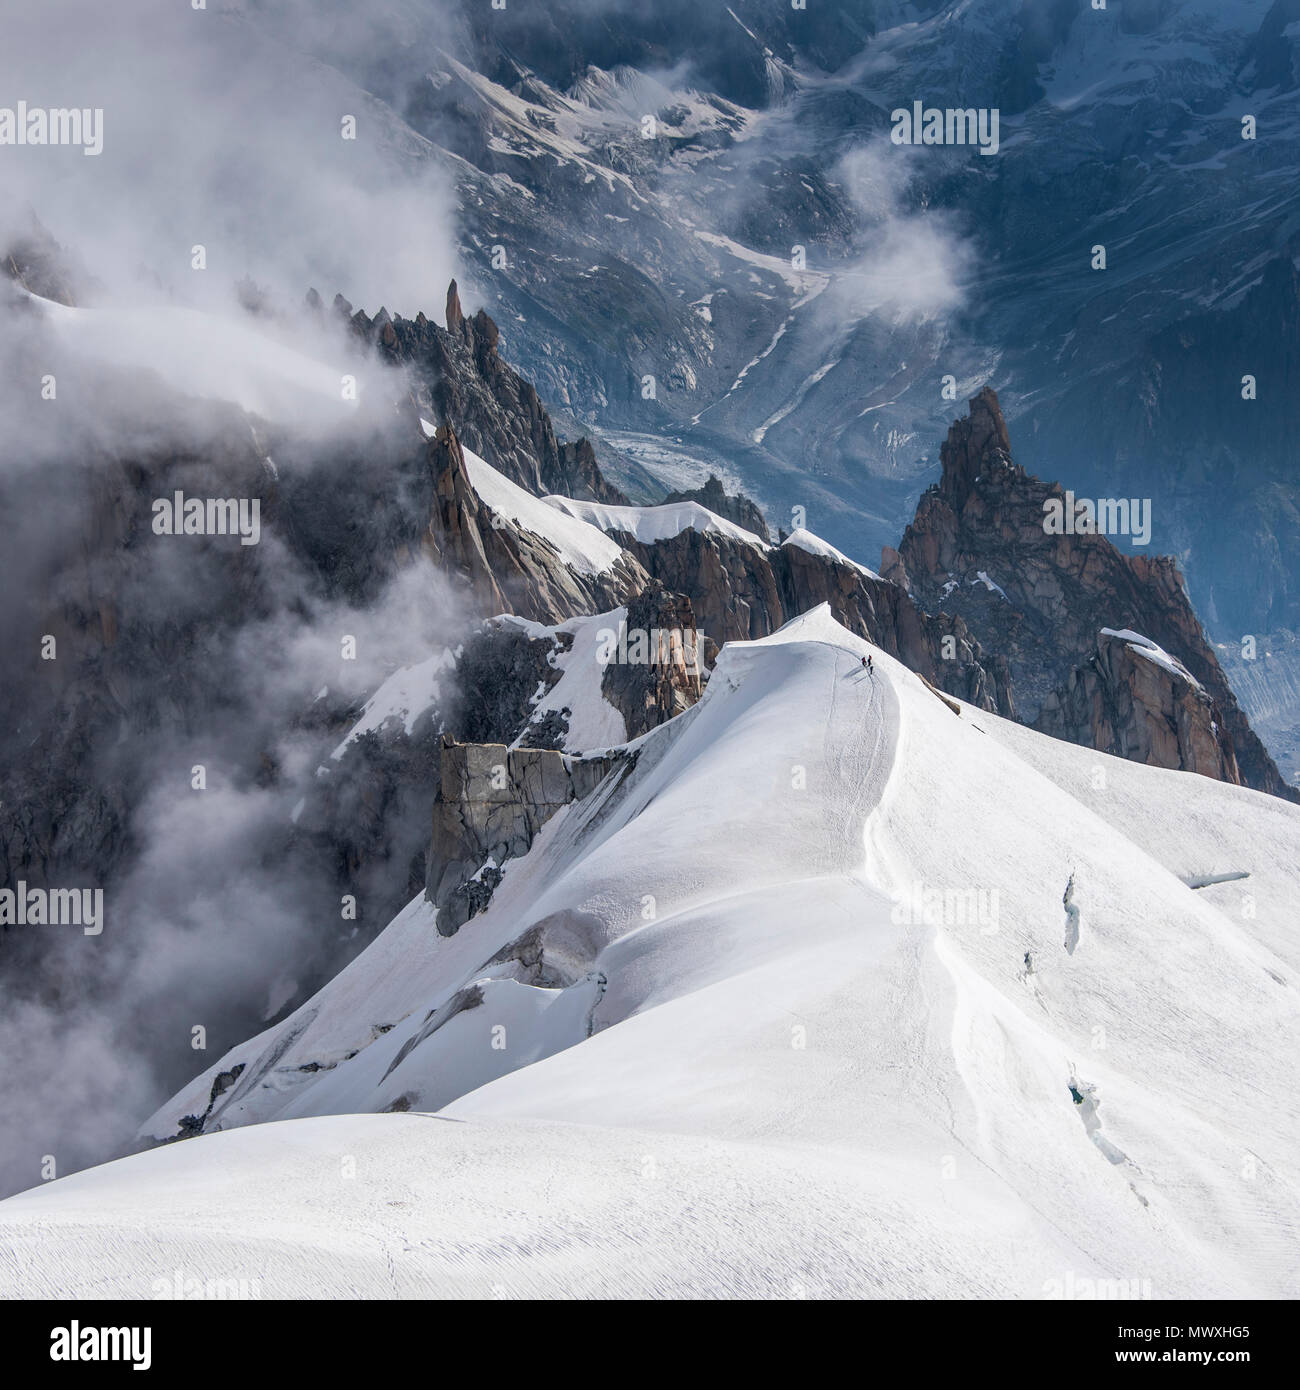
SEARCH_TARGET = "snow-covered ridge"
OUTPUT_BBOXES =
[496,611,629,754]
[461,446,626,576]
[543,494,767,548]
[330,651,455,760]
[9,606,1300,1298]
[421,417,889,578]
[783,527,881,579]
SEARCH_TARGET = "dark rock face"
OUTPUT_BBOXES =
[427,734,627,935]
[337,285,629,505]
[0,401,282,912]
[892,388,1293,798]
[0,276,651,1148]
[0,388,467,1138]
[449,618,569,746]
[610,526,1014,717]
[600,584,709,740]
[0,275,641,999]
[1035,631,1242,784]
[662,475,770,543]
[620,525,785,645]
[300,721,444,949]
[423,422,646,625]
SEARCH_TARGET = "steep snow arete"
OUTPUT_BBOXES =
[3,609,1299,1298]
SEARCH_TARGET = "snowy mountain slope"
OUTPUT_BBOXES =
[543,495,767,549]
[6,606,1299,1298]
[424,424,628,578]
[501,611,631,754]
[980,705,1300,978]
[783,526,883,578]
[331,651,456,760]
[0,1110,1096,1301]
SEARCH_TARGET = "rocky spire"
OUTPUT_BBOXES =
[893,389,1296,799]
[446,278,465,334]
[937,386,1016,511]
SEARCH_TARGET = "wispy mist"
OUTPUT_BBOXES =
[0,0,475,1197]
[0,0,460,315]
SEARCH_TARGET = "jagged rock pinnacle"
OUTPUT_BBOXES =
[893,386,1294,798]
[446,278,465,333]
[938,386,1014,510]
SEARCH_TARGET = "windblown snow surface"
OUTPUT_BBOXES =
[543,495,766,549]
[3,607,1300,1299]
[784,527,882,580]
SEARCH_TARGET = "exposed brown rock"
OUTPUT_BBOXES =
[423,423,646,625]
[600,583,709,739]
[348,282,629,504]
[1035,631,1242,783]
[608,524,1014,716]
[446,278,465,334]
[893,388,1292,797]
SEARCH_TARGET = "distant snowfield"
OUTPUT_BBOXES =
[595,429,763,511]
[4,607,1300,1299]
